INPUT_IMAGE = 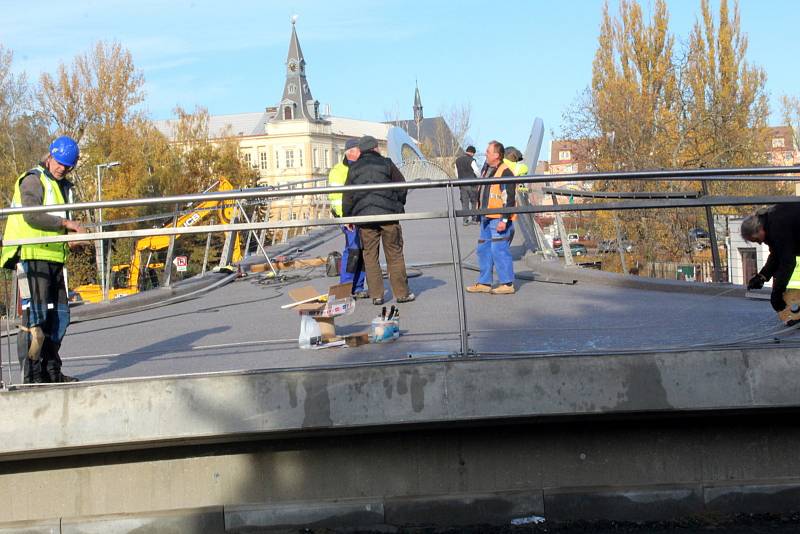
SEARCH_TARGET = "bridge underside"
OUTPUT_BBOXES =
[2,346,800,531]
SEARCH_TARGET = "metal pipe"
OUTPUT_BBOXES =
[11,189,800,249]
[3,166,799,218]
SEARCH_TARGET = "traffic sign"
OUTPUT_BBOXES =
[173,256,188,272]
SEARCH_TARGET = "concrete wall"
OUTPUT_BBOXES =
[3,347,800,527]
[4,346,800,461]
[3,416,800,529]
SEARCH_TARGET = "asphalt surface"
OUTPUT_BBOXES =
[1,187,787,383]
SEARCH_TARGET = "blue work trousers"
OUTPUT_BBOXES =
[477,217,515,285]
[340,225,366,293]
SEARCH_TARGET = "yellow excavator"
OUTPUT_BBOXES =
[73,177,243,303]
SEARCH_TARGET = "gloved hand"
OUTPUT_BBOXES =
[771,291,787,312]
[747,274,765,290]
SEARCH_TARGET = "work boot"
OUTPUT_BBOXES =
[353,290,369,299]
[372,298,384,305]
[57,374,80,383]
[466,283,492,293]
[491,284,515,295]
[396,293,416,303]
[28,326,45,361]
[463,220,470,226]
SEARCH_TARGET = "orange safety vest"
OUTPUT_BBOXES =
[485,163,516,221]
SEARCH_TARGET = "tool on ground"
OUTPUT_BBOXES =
[381,306,387,320]
[388,305,396,320]
[281,293,328,309]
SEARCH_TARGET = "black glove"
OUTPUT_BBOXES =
[770,291,787,312]
[747,274,765,290]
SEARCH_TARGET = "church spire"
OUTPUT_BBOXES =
[275,17,320,122]
[413,81,423,124]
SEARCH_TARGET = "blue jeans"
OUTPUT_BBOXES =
[340,225,366,293]
[477,217,515,285]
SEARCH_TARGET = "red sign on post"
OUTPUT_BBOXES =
[173,256,188,272]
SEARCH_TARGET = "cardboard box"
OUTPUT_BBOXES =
[287,283,355,343]
[288,283,355,318]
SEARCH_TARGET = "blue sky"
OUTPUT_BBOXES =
[2,0,798,160]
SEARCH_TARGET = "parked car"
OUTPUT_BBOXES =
[555,243,588,257]
[567,233,580,243]
[552,236,563,248]
[689,228,709,239]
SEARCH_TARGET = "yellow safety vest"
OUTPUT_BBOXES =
[787,258,800,289]
[327,161,349,217]
[1,167,68,267]
[504,158,530,192]
[503,158,529,177]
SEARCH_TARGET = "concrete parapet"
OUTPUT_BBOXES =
[2,346,800,461]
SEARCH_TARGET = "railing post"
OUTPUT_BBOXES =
[163,205,179,287]
[445,181,470,357]
[551,193,574,266]
[701,181,723,282]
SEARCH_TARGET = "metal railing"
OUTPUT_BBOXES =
[1,164,800,386]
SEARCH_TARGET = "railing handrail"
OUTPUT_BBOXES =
[2,165,798,218]
[4,193,800,247]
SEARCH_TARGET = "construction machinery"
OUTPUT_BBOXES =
[72,178,243,303]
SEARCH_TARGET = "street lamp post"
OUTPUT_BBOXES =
[95,161,120,301]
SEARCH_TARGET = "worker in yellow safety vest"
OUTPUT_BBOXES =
[466,140,517,295]
[327,139,367,298]
[0,136,88,383]
[504,146,530,192]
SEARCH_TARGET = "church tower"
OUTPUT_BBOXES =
[274,19,321,122]
[413,81,424,124]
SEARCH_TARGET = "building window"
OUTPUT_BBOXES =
[284,106,293,120]
[288,83,296,95]
[559,150,571,161]
[313,148,318,168]
[260,152,268,170]
[243,152,252,165]
[291,212,298,220]
[299,149,304,167]
[275,151,281,169]
[324,149,330,168]
[773,138,786,148]
[286,149,295,168]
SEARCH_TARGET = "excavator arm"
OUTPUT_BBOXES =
[128,177,241,291]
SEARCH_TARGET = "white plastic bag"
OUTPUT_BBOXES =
[298,314,322,349]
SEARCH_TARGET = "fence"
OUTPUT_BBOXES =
[1,164,799,387]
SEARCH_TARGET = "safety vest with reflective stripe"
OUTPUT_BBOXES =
[1,167,68,267]
[786,259,800,289]
[485,163,516,221]
[327,161,349,217]
[503,158,529,177]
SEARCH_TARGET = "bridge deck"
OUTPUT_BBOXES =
[40,187,783,383]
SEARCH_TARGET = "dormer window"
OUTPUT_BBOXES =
[284,106,293,120]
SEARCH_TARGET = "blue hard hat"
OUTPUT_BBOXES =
[49,136,80,167]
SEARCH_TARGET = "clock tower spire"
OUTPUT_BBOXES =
[275,17,320,121]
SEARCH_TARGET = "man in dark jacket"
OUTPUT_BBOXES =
[741,204,800,313]
[454,145,480,225]
[342,135,414,305]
